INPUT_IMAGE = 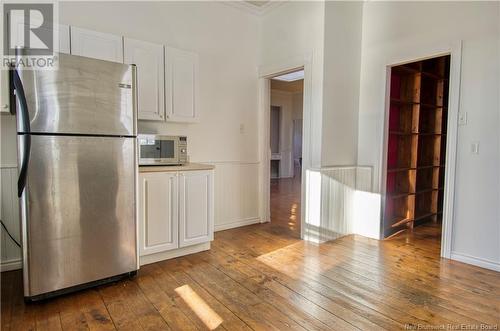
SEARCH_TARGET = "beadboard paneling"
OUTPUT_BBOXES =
[207,161,261,231]
[305,166,374,243]
[0,166,22,271]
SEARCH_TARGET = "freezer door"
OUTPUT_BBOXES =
[20,135,137,297]
[16,53,136,136]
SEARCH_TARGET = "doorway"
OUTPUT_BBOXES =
[269,70,304,238]
[383,55,451,249]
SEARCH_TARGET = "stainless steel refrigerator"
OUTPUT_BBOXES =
[11,53,138,301]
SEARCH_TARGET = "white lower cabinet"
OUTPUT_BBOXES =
[139,172,178,255]
[179,170,214,247]
[139,169,214,265]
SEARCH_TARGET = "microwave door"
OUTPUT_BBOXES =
[160,140,178,162]
[140,140,161,159]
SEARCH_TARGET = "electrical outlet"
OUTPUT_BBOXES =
[458,112,467,125]
[471,141,480,154]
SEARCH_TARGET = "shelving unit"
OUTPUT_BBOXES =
[384,55,450,238]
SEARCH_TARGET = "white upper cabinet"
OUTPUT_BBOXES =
[178,170,214,247]
[70,27,123,63]
[124,38,165,121]
[139,172,179,255]
[165,47,199,123]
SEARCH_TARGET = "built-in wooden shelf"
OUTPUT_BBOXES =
[384,55,450,238]
[391,216,413,228]
[390,98,419,105]
[389,131,444,136]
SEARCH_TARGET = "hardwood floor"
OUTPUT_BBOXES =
[2,175,499,330]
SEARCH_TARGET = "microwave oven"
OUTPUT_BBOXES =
[138,135,188,166]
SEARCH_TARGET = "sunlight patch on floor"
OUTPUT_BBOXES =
[255,241,351,278]
[175,285,223,330]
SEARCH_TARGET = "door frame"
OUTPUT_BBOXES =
[258,53,312,239]
[380,41,462,258]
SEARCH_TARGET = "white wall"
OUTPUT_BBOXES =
[260,1,325,168]
[293,92,303,120]
[321,1,363,166]
[358,2,500,269]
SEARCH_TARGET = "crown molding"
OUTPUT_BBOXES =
[221,1,287,16]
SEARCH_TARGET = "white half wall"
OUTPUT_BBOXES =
[210,161,260,231]
[358,2,500,269]
[304,166,376,243]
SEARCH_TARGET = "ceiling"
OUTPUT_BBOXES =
[225,1,285,15]
[271,79,304,93]
[245,1,272,7]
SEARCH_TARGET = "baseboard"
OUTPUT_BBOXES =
[140,242,210,266]
[1,258,22,272]
[215,217,261,232]
[450,252,500,272]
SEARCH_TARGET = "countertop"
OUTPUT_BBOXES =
[139,163,215,173]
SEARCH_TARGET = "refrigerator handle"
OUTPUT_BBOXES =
[8,67,16,115]
[12,69,31,197]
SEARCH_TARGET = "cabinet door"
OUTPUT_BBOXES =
[71,27,123,63]
[139,172,178,255]
[7,11,70,54]
[178,170,214,247]
[165,47,199,123]
[124,38,165,121]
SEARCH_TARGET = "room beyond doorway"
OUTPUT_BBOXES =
[269,70,304,237]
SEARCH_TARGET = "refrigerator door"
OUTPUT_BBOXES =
[16,53,136,136]
[20,135,137,297]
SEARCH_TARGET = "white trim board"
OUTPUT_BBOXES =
[0,258,22,272]
[140,242,210,266]
[450,252,500,272]
[214,217,262,232]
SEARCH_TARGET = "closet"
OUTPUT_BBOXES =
[384,55,450,238]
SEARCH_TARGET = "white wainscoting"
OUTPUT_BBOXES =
[204,161,261,231]
[0,166,22,271]
[304,166,374,243]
